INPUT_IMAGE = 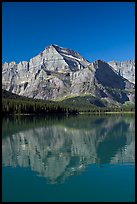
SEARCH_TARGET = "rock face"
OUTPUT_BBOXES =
[108,60,135,84]
[2,44,135,104]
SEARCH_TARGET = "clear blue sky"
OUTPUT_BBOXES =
[2,2,135,63]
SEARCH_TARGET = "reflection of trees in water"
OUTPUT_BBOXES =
[2,115,135,184]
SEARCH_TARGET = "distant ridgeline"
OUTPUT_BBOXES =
[2,44,135,114]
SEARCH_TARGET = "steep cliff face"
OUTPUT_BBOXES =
[108,60,135,84]
[2,45,135,105]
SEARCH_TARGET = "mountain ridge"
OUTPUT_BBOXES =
[2,44,135,106]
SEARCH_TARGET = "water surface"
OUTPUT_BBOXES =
[2,114,135,202]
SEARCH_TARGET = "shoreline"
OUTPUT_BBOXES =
[2,111,135,116]
[79,111,135,115]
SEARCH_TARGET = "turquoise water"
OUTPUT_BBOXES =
[2,115,135,202]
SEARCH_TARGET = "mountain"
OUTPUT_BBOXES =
[2,44,135,106]
[108,60,135,84]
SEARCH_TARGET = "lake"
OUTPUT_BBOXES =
[2,114,135,202]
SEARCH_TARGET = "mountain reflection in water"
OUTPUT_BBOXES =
[2,115,135,184]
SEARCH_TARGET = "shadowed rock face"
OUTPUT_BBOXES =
[2,115,135,184]
[108,60,135,84]
[95,60,126,89]
[2,45,135,104]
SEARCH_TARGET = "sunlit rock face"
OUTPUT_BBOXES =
[2,116,135,184]
[2,45,135,104]
[108,60,135,84]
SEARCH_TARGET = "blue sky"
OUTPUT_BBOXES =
[2,2,135,63]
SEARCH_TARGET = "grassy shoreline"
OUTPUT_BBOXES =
[79,111,135,115]
[2,111,135,117]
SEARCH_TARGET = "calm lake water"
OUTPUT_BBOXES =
[2,114,135,202]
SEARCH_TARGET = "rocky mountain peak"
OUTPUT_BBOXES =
[49,44,89,63]
[2,44,135,105]
[50,44,63,48]
[91,60,109,70]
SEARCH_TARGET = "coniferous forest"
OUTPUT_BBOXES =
[2,89,135,115]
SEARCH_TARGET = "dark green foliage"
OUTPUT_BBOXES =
[2,89,135,115]
[2,98,79,115]
[59,95,107,108]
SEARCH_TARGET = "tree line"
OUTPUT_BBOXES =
[2,97,134,116]
[2,98,79,115]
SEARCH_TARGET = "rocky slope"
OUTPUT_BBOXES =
[108,60,135,84]
[2,44,135,105]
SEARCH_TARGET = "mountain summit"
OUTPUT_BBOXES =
[27,44,89,73]
[2,45,135,105]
